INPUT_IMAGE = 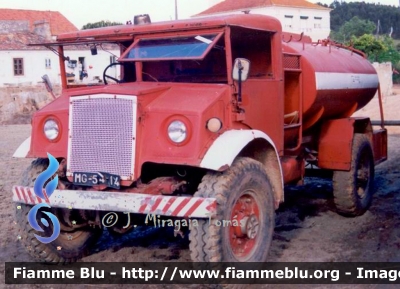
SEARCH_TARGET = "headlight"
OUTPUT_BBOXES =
[44,119,59,141]
[168,120,187,143]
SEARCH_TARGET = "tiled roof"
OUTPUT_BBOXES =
[195,0,329,16]
[0,9,78,35]
[0,32,47,50]
[272,0,330,9]
[0,32,118,51]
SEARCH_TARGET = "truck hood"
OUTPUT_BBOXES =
[144,84,229,114]
[43,82,230,115]
[27,82,230,173]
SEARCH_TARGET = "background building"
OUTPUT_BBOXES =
[0,9,119,123]
[193,0,331,41]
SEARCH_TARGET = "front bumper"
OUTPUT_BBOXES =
[12,186,216,218]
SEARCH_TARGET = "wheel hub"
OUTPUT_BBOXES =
[356,153,371,199]
[229,193,261,259]
[240,215,259,239]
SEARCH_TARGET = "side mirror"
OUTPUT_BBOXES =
[232,58,250,82]
[41,74,53,92]
[42,74,56,99]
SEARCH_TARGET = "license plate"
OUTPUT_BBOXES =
[73,172,121,189]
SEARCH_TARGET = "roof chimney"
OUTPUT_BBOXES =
[33,20,52,41]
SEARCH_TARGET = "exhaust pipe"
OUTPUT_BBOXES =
[371,120,400,126]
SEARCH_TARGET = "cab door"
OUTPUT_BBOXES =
[230,27,284,153]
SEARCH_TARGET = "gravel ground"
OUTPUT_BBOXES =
[0,89,399,289]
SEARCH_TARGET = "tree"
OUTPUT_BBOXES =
[329,1,400,39]
[315,2,328,8]
[330,0,342,10]
[376,36,400,64]
[82,20,123,30]
[351,34,387,62]
[331,16,376,43]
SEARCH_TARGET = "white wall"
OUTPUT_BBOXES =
[63,49,120,84]
[0,50,59,86]
[193,6,330,41]
[267,6,330,41]
[373,62,393,97]
[0,49,120,87]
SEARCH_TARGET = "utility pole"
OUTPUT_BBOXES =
[376,19,380,36]
[175,0,178,20]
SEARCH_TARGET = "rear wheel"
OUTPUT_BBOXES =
[189,157,275,262]
[15,159,102,263]
[332,134,375,217]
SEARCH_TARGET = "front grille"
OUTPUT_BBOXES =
[68,94,137,180]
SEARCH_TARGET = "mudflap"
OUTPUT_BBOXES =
[372,128,387,165]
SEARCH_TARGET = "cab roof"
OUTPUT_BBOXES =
[56,14,282,42]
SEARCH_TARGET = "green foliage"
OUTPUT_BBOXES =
[351,34,387,62]
[315,2,329,8]
[82,20,123,30]
[350,34,400,72]
[328,1,400,83]
[329,1,400,39]
[375,37,400,84]
[331,16,376,43]
[376,37,400,64]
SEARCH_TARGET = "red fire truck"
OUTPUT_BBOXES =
[13,14,387,263]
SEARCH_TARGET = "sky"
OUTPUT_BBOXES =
[0,0,399,29]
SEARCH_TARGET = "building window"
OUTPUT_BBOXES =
[13,58,24,76]
[314,17,322,29]
[110,55,117,64]
[284,15,293,28]
[45,58,51,68]
[300,18,309,32]
[67,59,77,68]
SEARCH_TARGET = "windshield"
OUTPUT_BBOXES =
[120,33,222,61]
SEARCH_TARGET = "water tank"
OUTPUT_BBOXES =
[282,40,379,130]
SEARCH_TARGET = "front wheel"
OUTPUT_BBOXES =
[189,157,275,262]
[332,134,375,217]
[15,159,102,263]
[16,204,102,263]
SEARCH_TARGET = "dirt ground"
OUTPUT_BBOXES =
[0,88,400,289]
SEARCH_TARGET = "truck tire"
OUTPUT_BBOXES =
[332,134,375,217]
[15,158,102,263]
[189,157,275,262]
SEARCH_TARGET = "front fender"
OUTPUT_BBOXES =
[200,130,276,169]
[200,129,284,208]
[13,137,31,158]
